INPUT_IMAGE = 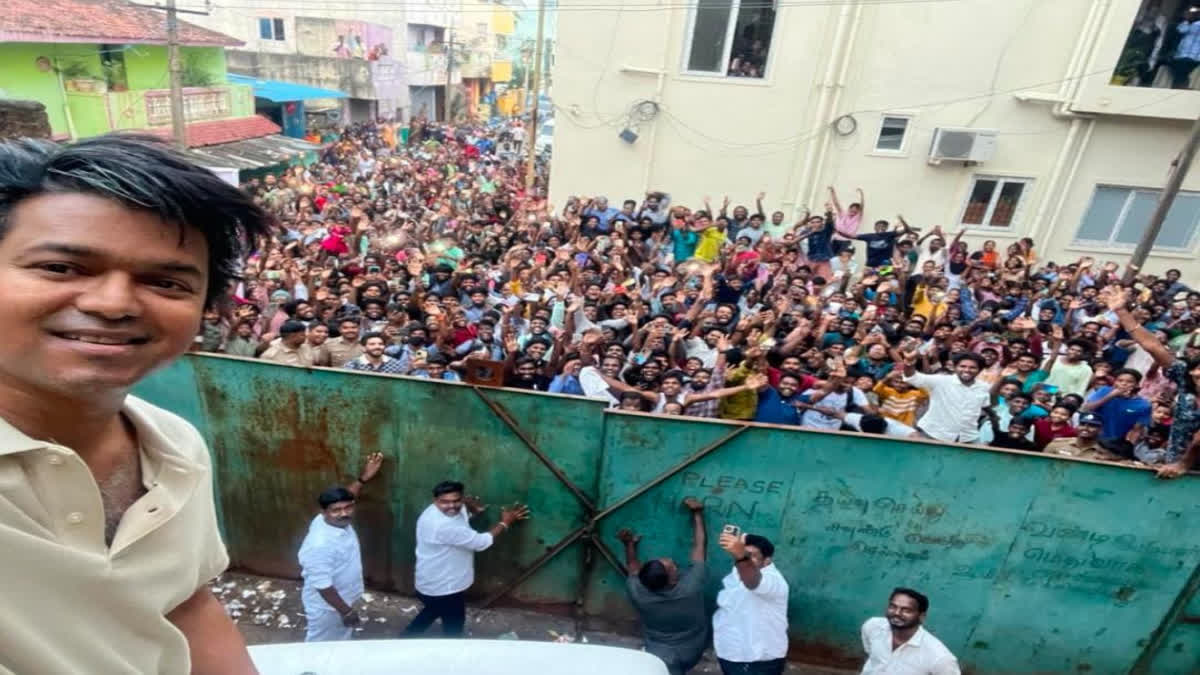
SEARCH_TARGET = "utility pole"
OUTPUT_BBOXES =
[130,1,207,147]
[524,0,546,192]
[165,0,186,148]
[444,28,454,123]
[1125,114,1200,283]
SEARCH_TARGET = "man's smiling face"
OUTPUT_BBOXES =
[0,193,207,395]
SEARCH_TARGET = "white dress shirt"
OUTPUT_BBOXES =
[860,617,960,675]
[298,515,364,616]
[712,563,789,662]
[579,366,619,407]
[904,372,991,443]
[414,503,494,596]
[845,412,917,438]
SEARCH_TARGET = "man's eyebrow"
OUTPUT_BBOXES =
[21,243,205,278]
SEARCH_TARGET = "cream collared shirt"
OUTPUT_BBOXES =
[0,396,228,674]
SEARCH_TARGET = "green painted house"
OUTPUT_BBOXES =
[1,0,319,173]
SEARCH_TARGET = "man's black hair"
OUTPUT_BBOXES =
[891,587,930,613]
[952,352,986,368]
[662,369,688,383]
[638,560,670,592]
[744,534,774,559]
[360,331,385,345]
[318,486,355,509]
[1114,367,1144,383]
[858,414,888,435]
[427,353,449,365]
[0,134,270,307]
[432,480,465,497]
[279,320,307,336]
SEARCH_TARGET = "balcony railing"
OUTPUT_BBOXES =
[144,87,232,126]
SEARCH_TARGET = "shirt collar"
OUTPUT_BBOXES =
[0,396,204,480]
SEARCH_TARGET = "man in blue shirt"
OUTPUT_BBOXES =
[583,196,621,230]
[754,373,805,425]
[1081,368,1151,446]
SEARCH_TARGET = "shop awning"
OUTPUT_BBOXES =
[181,134,322,171]
[227,74,349,102]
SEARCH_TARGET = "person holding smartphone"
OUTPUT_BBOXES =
[712,529,789,675]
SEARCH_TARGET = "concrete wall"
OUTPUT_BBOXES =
[549,0,1200,274]
[227,50,377,100]
[0,43,89,136]
[0,99,51,139]
[133,354,1200,674]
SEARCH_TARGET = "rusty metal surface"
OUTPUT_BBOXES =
[152,355,607,606]
[135,355,1200,674]
[590,412,1200,674]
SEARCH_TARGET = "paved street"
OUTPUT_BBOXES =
[217,572,852,675]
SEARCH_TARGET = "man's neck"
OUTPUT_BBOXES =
[891,624,920,648]
[0,378,129,459]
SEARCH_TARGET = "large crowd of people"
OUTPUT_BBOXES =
[204,118,1200,479]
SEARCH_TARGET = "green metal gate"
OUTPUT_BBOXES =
[135,355,1200,674]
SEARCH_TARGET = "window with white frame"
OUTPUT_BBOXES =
[682,0,776,78]
[258,17,285,41]
[874,115,911,153]
[959,176,1032,229]
[1074,185,1200,250]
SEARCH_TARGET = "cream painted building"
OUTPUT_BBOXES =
[181,0,410,121]
[550,0,1200,273]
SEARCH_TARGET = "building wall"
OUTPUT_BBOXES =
[0,43,234,139]
[184,0,410,112]
[0,43,73,135]
[0,99,52,139]
[550,0,1200,273]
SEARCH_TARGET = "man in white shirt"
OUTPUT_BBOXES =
[860,588,960,675]
[895,351,991,443]
[579,354,625,407]
[713,531,789,674]
[404,480,530,636]
[297,453,384,641]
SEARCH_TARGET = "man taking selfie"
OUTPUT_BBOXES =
[0,135,269,673]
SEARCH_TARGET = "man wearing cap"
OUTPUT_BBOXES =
[1044,413,1124,462]
[298,453,385,641]
[259,320,316,366]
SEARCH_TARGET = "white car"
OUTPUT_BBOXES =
[249,639,668,675]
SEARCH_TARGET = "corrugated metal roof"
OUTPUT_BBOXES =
[180,134,321,170]
[226,74,350,103]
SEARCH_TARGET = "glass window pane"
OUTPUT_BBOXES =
[259,18,272,40]
[961,179,997,225]
[686,0,733,73]
[1156,192,1200,249]
[988,181,1026,227]
[728,1,775,78]
[273,18,285,40]
[876,117,908,151]
[1076,187,1129,243]
[1114,191,1159,245]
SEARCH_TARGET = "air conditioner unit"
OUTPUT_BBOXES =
[928,127,998,164]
